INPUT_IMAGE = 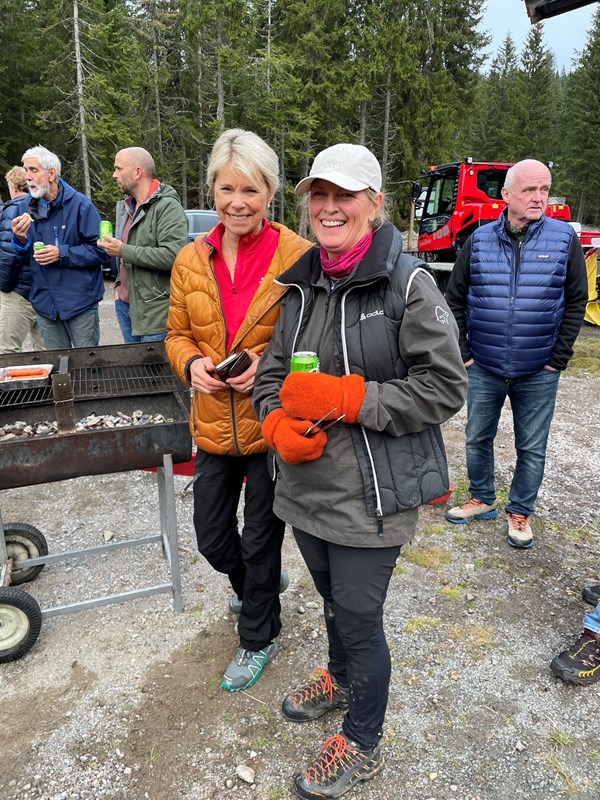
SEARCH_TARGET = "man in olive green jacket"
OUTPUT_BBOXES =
[98,147,188,341]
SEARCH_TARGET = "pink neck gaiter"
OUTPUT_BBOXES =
[320,230,373,278]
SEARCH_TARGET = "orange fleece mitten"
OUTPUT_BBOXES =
[262,408,327,465]
[279,372,366,424]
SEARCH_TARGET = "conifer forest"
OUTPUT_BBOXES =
[1,1,600,229]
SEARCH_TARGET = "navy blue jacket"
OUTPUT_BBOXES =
[11,179,108,321]
[0,196,36,298]
[446,212,588,377]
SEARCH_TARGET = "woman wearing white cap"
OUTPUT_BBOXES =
[253,142,467,798]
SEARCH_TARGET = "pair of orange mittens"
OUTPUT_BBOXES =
[262,372,365,464]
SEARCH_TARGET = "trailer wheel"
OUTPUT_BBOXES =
[0,587,42,663]
[5,523,48,585]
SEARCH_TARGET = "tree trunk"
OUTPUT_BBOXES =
[216,21,225,131]
[278,135,285,223]
[359,100,367,144]
[181,141,187,208]
[152,22,163,165]
[72,0,91,198]
[381,69,391,189]
[298,155,310,239]
[197,42,205,207]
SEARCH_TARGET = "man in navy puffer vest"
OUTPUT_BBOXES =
[445,159,587,548]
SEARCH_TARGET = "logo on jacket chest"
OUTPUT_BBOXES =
[360,309,384,321]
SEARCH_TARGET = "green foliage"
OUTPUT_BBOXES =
[0,0,592,230]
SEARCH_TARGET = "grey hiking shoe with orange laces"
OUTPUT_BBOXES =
[551,630,600,685]
[282,668,349,722]
[295,733,384,799]
[506,513,533,549]
[446,497,498,524]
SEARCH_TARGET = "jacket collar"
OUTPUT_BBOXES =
[494,208,546,243]
[27,178,77,220]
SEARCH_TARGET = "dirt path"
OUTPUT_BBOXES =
[1,301,599,800]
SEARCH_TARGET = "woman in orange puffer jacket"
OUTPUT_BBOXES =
[165,129,311,693]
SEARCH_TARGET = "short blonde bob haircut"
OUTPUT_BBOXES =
[5,166,28,194]
[207,129,279,199]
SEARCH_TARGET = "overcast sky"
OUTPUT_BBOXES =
[481,0,598,72]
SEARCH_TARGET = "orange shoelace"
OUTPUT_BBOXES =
[291,668,334,708]
[302,735,362,784]
[508,513,529,530]
[463,497,487,509]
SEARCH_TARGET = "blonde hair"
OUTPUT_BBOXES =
[207,129,279,198]
[5,166,27,193]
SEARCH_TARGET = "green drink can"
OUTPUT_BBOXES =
[99,220,113,238]
[290,351,320,373]
[33,241,45,251]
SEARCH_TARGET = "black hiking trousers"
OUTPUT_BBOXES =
[193,449,284,651]
[293,528,401,749]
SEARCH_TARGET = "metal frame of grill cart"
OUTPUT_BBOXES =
[0,343,192,663]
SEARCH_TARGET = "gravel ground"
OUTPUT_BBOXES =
[1,287,600,800]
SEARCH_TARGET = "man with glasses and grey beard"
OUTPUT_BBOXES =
[10,145,108,349]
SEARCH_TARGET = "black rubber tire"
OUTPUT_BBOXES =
[4,523,48,585]
[0,587,42,663]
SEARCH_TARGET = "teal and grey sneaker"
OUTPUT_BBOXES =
[227,570,290,614]
[295,733,384,799]
[221,640,278,692]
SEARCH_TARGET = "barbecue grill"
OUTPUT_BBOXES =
[0,343,193,662]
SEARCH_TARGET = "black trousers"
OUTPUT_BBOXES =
[293,528,400,749]
[193,450,284,650]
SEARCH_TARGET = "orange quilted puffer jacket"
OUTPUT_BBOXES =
[165,222,312,456]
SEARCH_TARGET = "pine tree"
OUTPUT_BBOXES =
[558,9,600,224]
[516,23,558,163]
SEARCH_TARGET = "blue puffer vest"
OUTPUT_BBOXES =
[467,214,573,377]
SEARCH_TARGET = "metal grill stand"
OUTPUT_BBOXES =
[0,344,191,662]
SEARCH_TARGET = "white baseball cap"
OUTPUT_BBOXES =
[294,143,382,195]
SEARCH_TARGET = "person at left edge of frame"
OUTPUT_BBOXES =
[10,145,108,349]
[0,165,45,353]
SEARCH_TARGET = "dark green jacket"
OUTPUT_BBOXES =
[115,182,188,336]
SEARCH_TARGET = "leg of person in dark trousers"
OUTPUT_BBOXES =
[237,452,284,649]
[292,528,400,748]
[192,449,283,650]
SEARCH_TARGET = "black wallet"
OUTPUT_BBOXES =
[214,350,252,382]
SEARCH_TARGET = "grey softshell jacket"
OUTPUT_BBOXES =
[253,222,467,548]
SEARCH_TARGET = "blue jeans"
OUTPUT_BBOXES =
[584,602,600,636]
[466,362,560,517]
[36,306,99,349]
[115,298,166,344]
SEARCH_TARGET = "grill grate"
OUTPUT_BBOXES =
[70,362,179,398]
[0,362,186,411]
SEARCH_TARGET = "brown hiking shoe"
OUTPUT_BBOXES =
[507,513,533,549]
[446,496,498,524]
[282,668,348,722]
